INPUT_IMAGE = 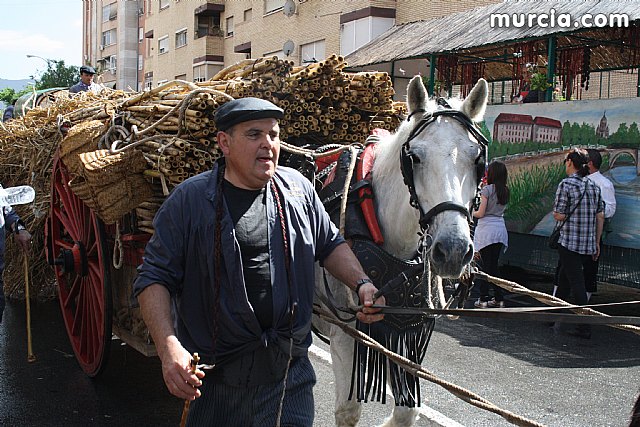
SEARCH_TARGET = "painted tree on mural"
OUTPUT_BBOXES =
[607,122,640,148]
[561,121,599,146]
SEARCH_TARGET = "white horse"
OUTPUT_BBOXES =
[316,75,489,427]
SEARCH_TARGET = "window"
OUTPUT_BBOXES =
[264,0,285,14]
[158,36,169,54]
[102,3,117,22]
[101,29,116,46]
[193,65,206,82]
[139,28,144,43]
[196,15,222,38]
[300,40,325,64]
[157,79,168,86]
[108,55,117,73]
[244,8,252,21]
[145,78,153,91]
[175,74,187,81]
[225,16,234,37]
[193,63,223,82]
[340,16,394,56]
[159,0,170,11]
[175,28,187,48]
[138,55,143,70]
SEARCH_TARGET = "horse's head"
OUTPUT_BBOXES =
[397,75,489,277]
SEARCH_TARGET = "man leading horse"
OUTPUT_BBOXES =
[134,97,385,426]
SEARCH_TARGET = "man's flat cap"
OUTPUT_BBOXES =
[80,65,96,74]
[214,97,284,131]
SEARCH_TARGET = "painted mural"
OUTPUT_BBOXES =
[482,97,640,250]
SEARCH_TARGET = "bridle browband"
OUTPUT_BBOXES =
[400,102,489,231]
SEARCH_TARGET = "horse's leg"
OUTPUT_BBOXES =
[380,407,419,427]
[329,322,362,426]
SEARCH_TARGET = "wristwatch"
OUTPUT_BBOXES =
[355,278,373,295]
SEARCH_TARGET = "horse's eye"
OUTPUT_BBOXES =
[410,153,421,164]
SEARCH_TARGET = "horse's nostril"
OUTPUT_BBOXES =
[431,241,446,263]
[463,244,474,265]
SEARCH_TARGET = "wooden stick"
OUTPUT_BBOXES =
[23,255,36,363]
[179,352,200,427]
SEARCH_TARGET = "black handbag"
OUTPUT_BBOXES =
[548,185,586,249]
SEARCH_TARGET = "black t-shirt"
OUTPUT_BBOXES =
[223,179,273,330]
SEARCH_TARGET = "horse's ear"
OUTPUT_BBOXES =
[407,75,428,115]
[460,78,488,121]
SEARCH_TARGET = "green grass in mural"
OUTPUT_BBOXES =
[505,163,566,232]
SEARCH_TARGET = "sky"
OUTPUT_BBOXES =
[0,0,82,81]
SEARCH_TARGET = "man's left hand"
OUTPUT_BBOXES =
[15,230,31,252]
[357,282,385,324]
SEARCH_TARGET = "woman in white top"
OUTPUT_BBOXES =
[473,161,509,308]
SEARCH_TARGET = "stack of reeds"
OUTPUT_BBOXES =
[0,90,128,300]
[0,55,405,301]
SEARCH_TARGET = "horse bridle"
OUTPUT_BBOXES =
[400,104,489,231]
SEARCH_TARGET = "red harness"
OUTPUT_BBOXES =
[316,129,388,245]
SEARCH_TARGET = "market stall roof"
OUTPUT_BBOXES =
[345,0,640,80]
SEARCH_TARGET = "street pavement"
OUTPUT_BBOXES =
[1,268,639,426]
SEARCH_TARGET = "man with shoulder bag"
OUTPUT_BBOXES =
[550,149,604,339]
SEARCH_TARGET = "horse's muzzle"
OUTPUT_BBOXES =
[429,235,474,278]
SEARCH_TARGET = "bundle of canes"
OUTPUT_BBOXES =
[23,255,36,363]
[179,352,200,427]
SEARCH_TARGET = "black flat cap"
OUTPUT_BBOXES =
[214,97,284,131]
[80,65,96,74]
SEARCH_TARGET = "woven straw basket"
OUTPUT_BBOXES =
[60,120,106,174]
[69,149,153,224]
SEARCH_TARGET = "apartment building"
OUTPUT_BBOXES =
[83,0,500,91]
[83,0,141,90]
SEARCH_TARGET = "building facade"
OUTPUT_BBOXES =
[83,0,500,92]
[83,0,141,90]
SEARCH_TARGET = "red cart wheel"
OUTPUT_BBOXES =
[49,154,112,377]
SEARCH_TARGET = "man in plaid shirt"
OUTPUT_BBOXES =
[552,148,604,339]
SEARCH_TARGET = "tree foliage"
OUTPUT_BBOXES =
[33,60,79,90]
[0,87,30,104]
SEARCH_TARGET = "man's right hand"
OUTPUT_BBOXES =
[159,336,205,400]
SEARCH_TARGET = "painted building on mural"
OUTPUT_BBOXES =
[532,116,562,144]
[596,111,610,138]
[493,113,561,144]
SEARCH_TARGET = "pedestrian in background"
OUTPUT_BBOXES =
[2,99,15,122]
[0,185,32,324]
[583,148,616,301]
[473,161,510,308]
[69,65,100,94]
[552,148,616,300]
[552,148,604,339]
[134,97,384,426]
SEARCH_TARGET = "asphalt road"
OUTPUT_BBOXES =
[1,270,639,427]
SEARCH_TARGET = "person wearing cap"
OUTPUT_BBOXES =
[69,65,100,94]
[134,97,384,426]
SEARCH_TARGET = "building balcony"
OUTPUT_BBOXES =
[192,32,224,57]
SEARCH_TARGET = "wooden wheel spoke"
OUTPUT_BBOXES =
[53,238,74,251]
[62,275,82,310]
